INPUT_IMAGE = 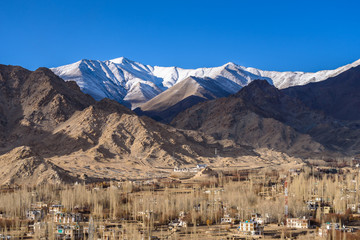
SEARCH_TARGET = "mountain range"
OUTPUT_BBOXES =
[60,56,358,159]
[172,67,360,157]
[0,57,359,185]
[0,64,259,185]
[51,58,360,122]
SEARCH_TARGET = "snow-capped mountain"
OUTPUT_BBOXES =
[51,57,360,109]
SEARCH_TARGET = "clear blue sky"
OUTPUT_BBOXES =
[1,0,359,72]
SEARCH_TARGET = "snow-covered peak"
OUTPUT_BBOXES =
[51,57,360,109]
[109,57,134,65]
[223,62,237,67]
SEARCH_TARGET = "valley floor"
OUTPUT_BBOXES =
[1,161,360,239]
[47,148,305,182]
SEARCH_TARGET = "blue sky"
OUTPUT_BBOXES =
[1,0,359,72]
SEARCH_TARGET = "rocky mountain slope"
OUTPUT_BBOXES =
[51,57,360,110]
[0,146,78,186]
[2,60,359,185]
[0,65,95,151]
[134,76,233,122]
[283,66,360,121]
[0,64,260,185]
[172,77,360,158]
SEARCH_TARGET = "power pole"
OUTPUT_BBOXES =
[284,179,288,225]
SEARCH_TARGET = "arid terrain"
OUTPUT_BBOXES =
[2,0,360,239]
[0,64,328,186]
[0,58,359,240]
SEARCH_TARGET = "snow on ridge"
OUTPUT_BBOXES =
[51,57,360,109]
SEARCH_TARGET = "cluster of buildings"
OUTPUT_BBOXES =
[318,222,355,238]
[173,164,208,173]
[25,203,90,239]
[219,213,268,236]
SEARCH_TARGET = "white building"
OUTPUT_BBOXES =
[173,167,199,173]
[54,213,83,224]
[197,164,207,169]
[26,209,44,221]
[238,220,263,235]
[221,214,235,224]
[250,213,270,225]
[286,217,309,229]
[49,204,64,213]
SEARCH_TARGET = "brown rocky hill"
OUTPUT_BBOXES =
[172,80,360,158]
[0,65,95,152]
[0,146,78,186]
[283,65,360,121]
[0,65,257,185]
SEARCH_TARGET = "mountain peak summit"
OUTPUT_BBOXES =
[224,62,237,67]
[109,57,133,65]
